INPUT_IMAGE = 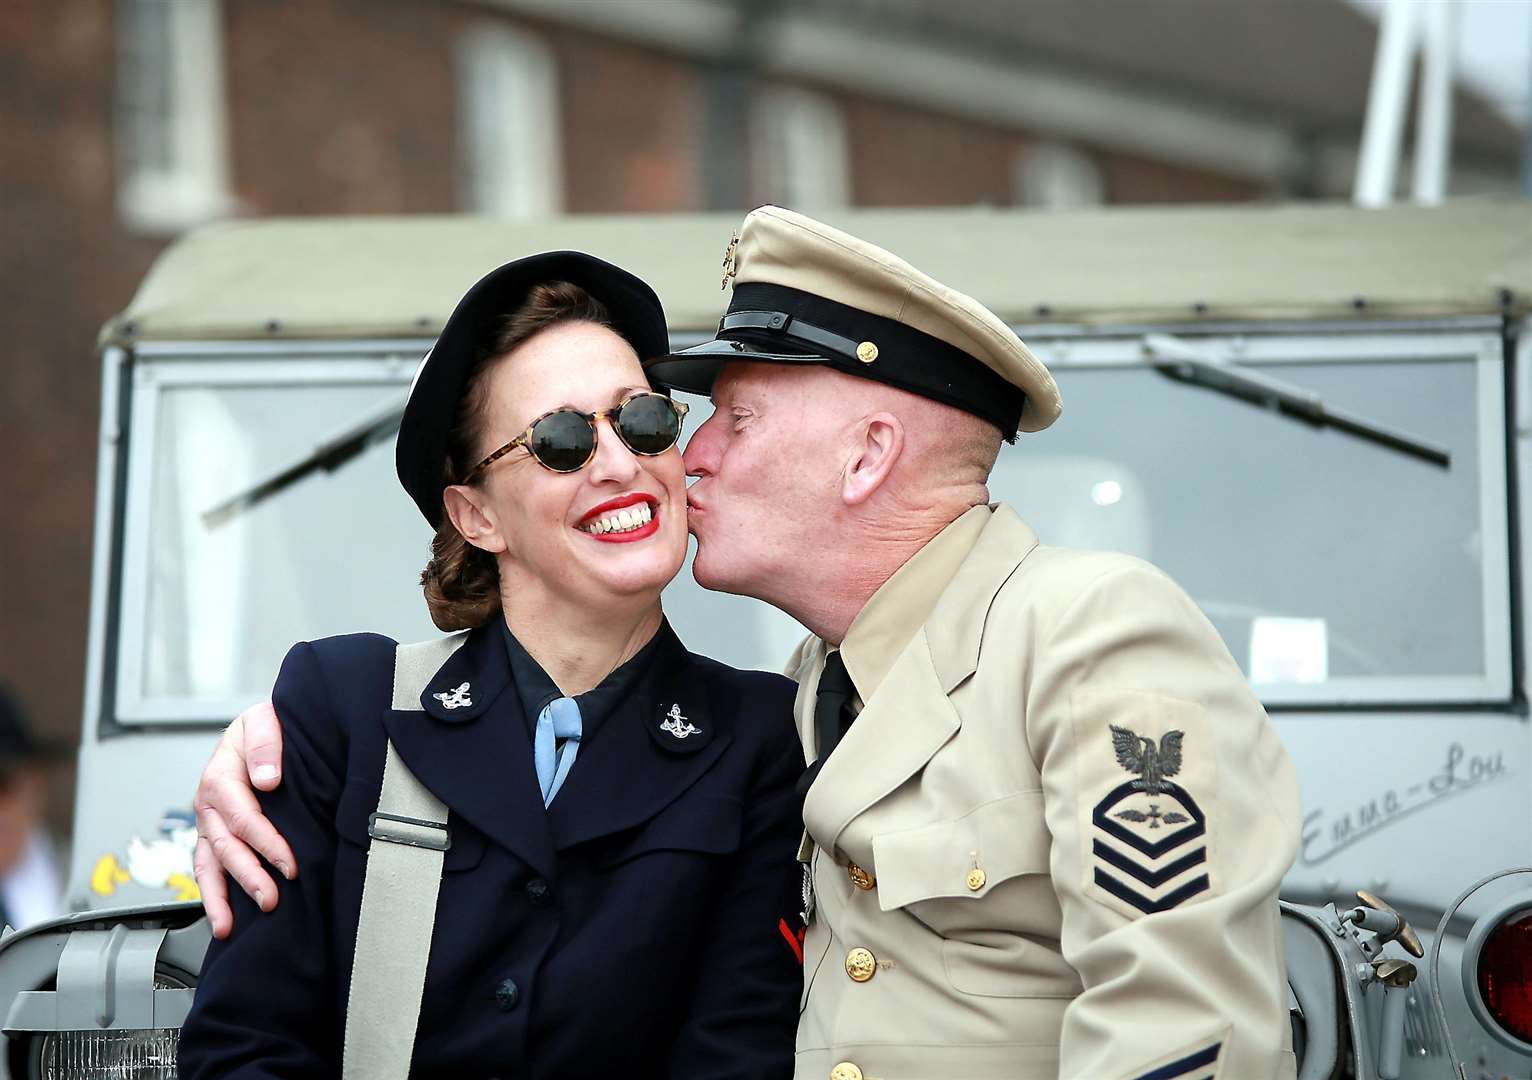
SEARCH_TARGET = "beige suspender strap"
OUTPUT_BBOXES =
[341,632,467,1080]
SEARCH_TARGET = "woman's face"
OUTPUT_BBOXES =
[450,320,689,615]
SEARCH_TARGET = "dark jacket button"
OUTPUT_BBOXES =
[525,877,552,907]
[495,978,519,1012]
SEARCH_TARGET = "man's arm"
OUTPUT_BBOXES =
[192,703,297,938]
[1025,562,1301,1080]
[179,644,347,1076]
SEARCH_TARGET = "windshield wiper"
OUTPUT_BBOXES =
[1142,334,1450,469]
[202,394,408,528]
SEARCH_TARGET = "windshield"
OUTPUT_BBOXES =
[114,334,1508,722]
[1001,333,1508,704]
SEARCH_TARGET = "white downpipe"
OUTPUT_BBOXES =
[1355,0,1418,207]
[1412,0,1457,204]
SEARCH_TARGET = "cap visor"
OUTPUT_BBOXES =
[643,338,829,395]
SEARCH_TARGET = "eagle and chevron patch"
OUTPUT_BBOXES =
[1087,720,1212,917]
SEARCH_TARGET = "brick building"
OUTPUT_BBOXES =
[0,0,1523,827]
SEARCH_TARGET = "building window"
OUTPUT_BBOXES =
[456,24,562,217]
[752,85,851,209]
[115,0,235,234]
[1014,142,1106,208]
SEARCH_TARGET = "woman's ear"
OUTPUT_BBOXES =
[443,484,509,555]
[840,413,905,507]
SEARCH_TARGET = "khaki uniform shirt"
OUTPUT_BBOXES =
[786,504,1300,1080]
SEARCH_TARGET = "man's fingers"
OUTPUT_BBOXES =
[198,807,281,911]
[240,702,284,789]
[193,836,233,940]
[223,804,297,881]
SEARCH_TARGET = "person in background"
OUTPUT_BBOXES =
[0,685,67,930]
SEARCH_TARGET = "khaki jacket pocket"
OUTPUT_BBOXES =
[871,790,1050,912]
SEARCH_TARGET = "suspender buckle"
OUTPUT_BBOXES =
[367,810,452,852]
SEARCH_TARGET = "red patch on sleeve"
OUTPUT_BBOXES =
[778,917,805,964]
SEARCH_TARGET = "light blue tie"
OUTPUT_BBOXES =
[534,696,582,806]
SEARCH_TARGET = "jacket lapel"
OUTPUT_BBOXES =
[382,624,557,878]
[923,504,1042,690]
[546,622,734,851]
[801,505,1045,854]
[802,628,959,854]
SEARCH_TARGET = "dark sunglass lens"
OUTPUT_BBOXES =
[617,395,681,455]
[530,410,595,471]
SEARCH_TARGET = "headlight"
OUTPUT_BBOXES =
[37,1028,178,1079]
[1463,901,1532,1052]
[0,905,207,1080]
[31,971,186,1080]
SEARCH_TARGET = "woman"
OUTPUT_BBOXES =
[178,253,803,1078]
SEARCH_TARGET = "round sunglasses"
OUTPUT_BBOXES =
[463,392,690,479]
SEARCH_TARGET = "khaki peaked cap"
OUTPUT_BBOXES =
[645,205,1061,436]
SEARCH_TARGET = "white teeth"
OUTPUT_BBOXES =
[580,502,654,535]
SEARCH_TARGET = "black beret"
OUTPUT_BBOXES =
[397,251,669,527]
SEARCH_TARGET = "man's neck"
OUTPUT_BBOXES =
[785,510,963,645]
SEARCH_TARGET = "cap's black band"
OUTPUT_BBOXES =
[720,282,1026,436]
[720,311,861,362]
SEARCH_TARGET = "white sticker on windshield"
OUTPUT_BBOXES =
[1249,617,1328,685]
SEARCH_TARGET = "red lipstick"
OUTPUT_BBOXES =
[578,492,655,525]
[577,492,661,544]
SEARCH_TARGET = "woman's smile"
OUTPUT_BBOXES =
[577,492,662,543]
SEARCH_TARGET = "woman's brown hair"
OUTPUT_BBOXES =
[420,281,614,630]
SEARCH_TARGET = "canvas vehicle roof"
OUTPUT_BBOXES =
[104,199,1532,347]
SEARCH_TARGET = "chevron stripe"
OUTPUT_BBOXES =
[1133,1042,1221,1079]
[1092,781,1206,858]
[1094,868,1210,914]
[1093,839,1207,888]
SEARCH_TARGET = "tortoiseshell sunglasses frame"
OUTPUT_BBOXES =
[461,393,689,481]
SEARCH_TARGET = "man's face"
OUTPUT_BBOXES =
[682,361,842,603]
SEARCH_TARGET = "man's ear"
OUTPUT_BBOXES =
[841,413,904,507]
[443,484,509,555]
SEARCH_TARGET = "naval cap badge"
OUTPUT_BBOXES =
[433,682,473,710]
[720,231,740,290]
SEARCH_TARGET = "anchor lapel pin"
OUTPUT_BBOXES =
[648,702,711,754]
[659,703,700,740]
[433,681,473,710]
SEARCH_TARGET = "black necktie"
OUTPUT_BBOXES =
[796,651,856,801]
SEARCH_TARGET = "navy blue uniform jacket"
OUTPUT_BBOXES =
[179,621,804,1078]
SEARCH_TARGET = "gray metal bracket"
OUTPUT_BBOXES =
[3,925,192,1033]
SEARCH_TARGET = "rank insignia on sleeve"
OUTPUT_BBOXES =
[1089,721,1211,916]
[1130,1034,1226,1080]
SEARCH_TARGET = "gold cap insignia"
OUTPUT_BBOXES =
[720,231,740,291]
[856,341,879,364]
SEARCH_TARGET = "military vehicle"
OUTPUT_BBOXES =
[0,201,1527,1078]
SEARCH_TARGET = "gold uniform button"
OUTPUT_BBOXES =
[830,1063,864,1080]
[847,863,876,890]
[845,947,877,983]
[856,340,879,364]
[967,867,987,891]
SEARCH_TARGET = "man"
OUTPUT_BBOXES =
[194,206,1300,1079]
[0,685,67,930]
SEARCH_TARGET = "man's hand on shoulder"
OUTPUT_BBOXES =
[192,703,297,939]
